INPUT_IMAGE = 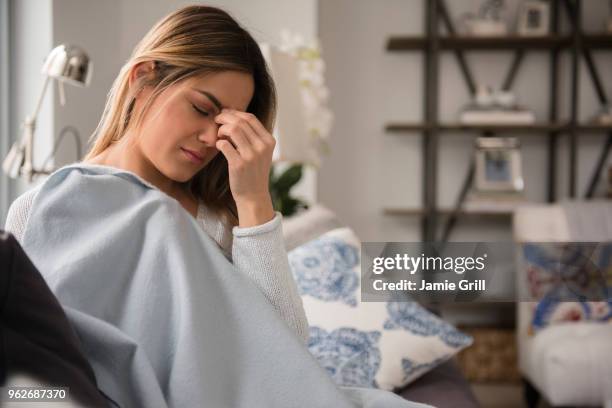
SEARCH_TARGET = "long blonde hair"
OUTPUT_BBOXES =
[84,5,277,227]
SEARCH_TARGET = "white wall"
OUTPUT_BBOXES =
[117,0,317,60]
[52,0,121,168]
[317,0,612,243]
[9,0,54,197]
[0,0,10,222]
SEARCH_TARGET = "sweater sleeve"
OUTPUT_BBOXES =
[4,187,39,244]
[231,211,310,345]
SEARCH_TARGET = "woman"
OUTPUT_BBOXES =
[5,4,308,344]
[5,6,430,407]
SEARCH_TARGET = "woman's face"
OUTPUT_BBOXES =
[134,70,255,183]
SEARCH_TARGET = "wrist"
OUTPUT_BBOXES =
[235,194,275,228]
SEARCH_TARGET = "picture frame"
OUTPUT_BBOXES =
[517,0,550,37]
[474,137,524,192]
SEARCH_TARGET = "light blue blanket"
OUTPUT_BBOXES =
[21,164,430,408]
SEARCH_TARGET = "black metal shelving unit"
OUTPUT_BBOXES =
[384,0,612,242]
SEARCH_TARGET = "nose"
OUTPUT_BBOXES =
[197,124,220,148]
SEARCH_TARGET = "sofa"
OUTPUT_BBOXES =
[513,201,612,407]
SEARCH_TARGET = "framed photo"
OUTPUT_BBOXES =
[474,137,524,192]
[517,1,550,37]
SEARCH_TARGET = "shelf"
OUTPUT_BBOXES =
[583,34,612,49]
[387,35,570,51]
[573,123,612,133]
[386,33,612,51]
[385,3,612,241]
[385,122,612,134]
[383,207,515,218]
[436,302,516,309]
[385,123,563,133]
[387,37,427,50]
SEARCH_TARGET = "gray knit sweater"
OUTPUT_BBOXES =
[4,177,309,345]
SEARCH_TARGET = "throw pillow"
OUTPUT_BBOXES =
[522,242,612,332]
[288,227,473,390]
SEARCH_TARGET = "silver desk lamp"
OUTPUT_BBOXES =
[2,44,92,182]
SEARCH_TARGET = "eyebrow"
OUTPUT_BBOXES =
[192,88,224,112]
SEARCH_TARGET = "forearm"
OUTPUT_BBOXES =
[235,194,275,228]
[231,211,310,345]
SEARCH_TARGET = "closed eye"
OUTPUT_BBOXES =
[191,104,209,117]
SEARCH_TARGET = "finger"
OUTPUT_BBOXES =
[214,111,261,149]
[215,138,241,164]
[234,116,267,151]
[227,110,274,145]
[217,124,254,159]
[216,110,273,149]
[215,112,262,151]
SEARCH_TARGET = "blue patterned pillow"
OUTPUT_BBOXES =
[308,327,381,388]
[522,242,612,332]
[288,227,473,390]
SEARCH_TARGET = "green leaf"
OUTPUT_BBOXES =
[269,166,277,185]
[282,197,300,216]
[274,164,303,192]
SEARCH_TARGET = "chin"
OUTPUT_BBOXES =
[171,171,196,183]
[162,166,196,184]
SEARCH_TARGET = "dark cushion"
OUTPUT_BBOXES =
[0,230,109,407]
[396,358,480,408]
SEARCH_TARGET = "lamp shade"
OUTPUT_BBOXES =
[259,43,318,165]
[41,44,92,87]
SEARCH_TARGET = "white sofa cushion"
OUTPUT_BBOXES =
[514,203,612,405]
[281,204,343,251]
[520,322,612,406]
[513,204,571,242]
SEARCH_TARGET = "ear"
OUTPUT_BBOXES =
[128,61,156,92]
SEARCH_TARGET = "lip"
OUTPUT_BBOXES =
[180,147,204,164]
